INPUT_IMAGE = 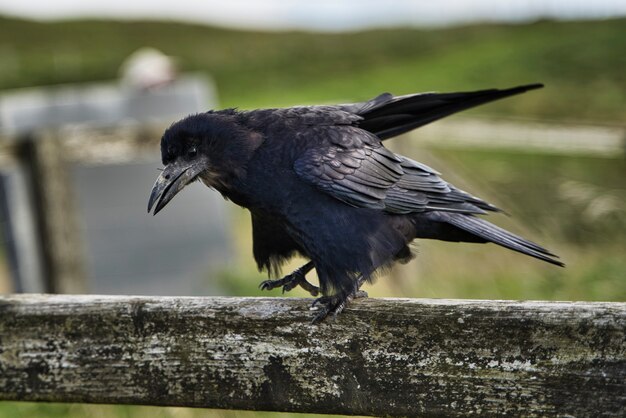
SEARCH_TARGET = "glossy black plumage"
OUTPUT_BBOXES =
[148,83,563,322]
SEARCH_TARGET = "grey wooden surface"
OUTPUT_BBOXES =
[0,294,624,417]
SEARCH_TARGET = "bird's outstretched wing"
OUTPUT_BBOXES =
[340,83,543,140]
[294,126,499,215]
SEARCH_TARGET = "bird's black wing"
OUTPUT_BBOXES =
[384,157,500,214]
[340,84,543,140]
[294,126,499,215]
[294,126,403,209]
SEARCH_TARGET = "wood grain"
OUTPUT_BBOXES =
[0,294,624,416]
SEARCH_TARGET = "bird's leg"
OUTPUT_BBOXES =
[354,274,368,298]
[311,275,368,324]
[259,261,319,296]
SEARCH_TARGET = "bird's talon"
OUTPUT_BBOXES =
[311,296,331,308]
[310,294,348,323]
[258,262,319,296]
[282,280,298,293]
[258,279,281,291]
[311,307,331,324]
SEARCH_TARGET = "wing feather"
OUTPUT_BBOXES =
[294,126,501,215]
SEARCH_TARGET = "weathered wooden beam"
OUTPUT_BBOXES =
[0,295,624,417]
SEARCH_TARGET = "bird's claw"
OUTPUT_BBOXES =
[258,279,277,292]
[258,267,319,296]
[311,295,347,324]
[281,278,300,294]
[310,288,368,324]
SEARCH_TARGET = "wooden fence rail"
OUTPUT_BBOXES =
[0,294,624,417]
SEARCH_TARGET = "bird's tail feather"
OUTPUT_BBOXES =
[443,213,564,267]
[358,83,543,140]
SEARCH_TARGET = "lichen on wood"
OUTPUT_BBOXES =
[0,294,624,417]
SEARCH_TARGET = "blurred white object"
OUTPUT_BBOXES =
[119,48,178,90]
[0,74,215,136]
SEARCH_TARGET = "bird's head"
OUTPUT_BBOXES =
[148,111,262,215]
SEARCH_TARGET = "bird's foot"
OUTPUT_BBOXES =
[310,288,368,324]
[259,265,319,296]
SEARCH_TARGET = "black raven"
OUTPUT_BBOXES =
[148,84,563,322]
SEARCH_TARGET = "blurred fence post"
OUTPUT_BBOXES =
[0,131,86,293]
[18,131,87,293]
[0,148,47,293]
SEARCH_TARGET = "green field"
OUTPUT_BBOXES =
[0,15,625,418]
[0,16,625,121]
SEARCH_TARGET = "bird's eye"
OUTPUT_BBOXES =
[188,146,197,157]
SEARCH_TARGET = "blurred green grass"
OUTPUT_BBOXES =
[0,14,625,418]
[0,403,341,418]
[0,16,625,121]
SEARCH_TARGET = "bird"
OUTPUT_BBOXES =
[148,83,563,323]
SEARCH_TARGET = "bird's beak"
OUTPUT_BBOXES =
[148,158,207,215]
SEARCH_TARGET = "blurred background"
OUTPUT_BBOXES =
[0,1,625,417]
